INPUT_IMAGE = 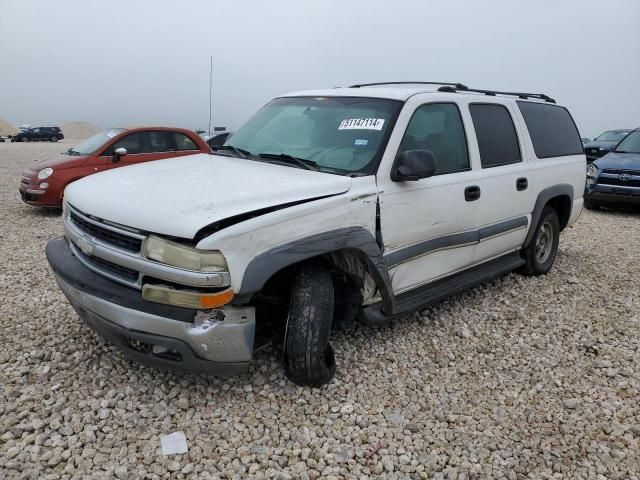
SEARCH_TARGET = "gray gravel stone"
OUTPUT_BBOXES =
[1,142,639,479]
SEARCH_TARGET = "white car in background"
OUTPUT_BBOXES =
[47,81,585,386]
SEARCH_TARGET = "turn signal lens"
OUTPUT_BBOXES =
[142,284,234,309]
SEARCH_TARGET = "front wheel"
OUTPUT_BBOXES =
[50,136,58,142]
[519,206,560,276]
[23,137,29,142]
[284,266,336,386]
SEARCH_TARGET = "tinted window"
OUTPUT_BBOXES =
[469,104,521,168]
[174,133,199,151]
[107,131,173,154]
[110,132,147,154]
[517,101,583,158]
[399,103,469,174]
[148,131,170,152]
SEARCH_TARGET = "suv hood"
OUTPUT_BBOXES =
[30,154,90,170]
[65,153,353,238]
[594,151,640,170]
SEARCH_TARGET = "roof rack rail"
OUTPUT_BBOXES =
[349,81,468,89]
[438,85,555,103]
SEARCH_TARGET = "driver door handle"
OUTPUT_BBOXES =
[464,185,481,202]
[516,177,528,191]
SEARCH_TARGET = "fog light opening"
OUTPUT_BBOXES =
[127,337,151,353]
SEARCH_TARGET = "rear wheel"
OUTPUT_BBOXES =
[519,206,560,276]
[50,136,58,142]
[23,137,29,142]
[284,266,336,386]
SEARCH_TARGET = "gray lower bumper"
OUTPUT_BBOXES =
[55,273,255,375]
[47,237,255,376]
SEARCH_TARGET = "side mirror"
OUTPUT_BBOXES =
[112,147,127,163]
[391,149,436,181]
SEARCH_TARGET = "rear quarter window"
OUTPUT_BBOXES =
[517,101,583,158]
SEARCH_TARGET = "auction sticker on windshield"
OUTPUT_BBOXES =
[339,118,385,130]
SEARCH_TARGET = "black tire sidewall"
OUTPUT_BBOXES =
[284,266,336,387]
[530,207,560,274]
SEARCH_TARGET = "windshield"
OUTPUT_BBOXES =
[614,131,640,154]
[68,128,125,155]
[595,130,629,142]
[224,96,402,175]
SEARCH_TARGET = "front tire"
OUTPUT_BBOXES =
[23,137,29,142]
[50,136,58,142]
[284,266,336,386]
[519,206,560,276]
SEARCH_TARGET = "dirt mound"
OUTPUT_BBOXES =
[61,121,101,139]
[0,118,18,136]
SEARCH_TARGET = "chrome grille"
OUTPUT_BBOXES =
[598,170,640,188]
[69,209,143,253]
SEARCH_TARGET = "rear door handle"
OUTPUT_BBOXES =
[464,185,481,202]
[516,177,528,191]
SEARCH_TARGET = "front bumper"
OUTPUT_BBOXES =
[586,184,640,206]
[46,238,255,376]
[19,170,63,207]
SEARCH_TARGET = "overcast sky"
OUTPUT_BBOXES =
[1,0,638,138]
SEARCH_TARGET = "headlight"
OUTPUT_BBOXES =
[586,164,597,178]
[143,235,227,272]
[38,168,53,180]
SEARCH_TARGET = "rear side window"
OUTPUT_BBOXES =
[174,133,199,151]
[469,104,521,168]
[517,101,583,158]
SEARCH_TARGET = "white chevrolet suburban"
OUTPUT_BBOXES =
[46,82,586,386]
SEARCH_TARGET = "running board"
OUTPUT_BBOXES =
[360,252,525,325]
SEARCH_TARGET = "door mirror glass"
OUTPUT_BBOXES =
[112,147,127,163]
[392,149,436,181]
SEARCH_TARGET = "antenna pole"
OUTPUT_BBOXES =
[208,56,213,138]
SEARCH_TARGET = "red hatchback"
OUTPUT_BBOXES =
[20,127,209,208]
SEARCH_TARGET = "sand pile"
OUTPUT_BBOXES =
[61,121,101,139]
[0,118,18,136]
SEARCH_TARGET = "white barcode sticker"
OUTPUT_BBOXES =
[339,118,385,131]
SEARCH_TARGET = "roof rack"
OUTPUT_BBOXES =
[349,81,469,89]
[438,85,555,103]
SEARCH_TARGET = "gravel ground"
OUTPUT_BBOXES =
[1,141,639,480]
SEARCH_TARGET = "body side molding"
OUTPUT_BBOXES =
[384,216,529,267]
[235,227,395,313]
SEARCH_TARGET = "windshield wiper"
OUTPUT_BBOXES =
[210,144,251,158]
[258,152,318,171]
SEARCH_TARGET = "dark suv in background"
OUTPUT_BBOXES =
[12,126,64,142]
[584,129,632,163]
[585,127,640,210]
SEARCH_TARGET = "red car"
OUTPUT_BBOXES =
[19,127,210,208]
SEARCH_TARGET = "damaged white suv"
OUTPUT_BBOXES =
[47,82,586,386]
